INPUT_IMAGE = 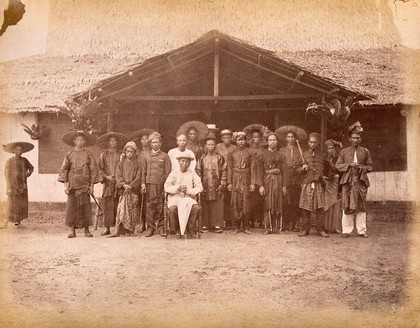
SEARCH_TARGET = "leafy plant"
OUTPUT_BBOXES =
[305,96,355,141]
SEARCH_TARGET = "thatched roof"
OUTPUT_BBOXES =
[0,54,144,112]
[0,31,418,113]
[71,30,371,113]
[281,47,420,106]
[47,0,400,57]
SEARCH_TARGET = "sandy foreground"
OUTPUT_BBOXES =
[0,215,419,328]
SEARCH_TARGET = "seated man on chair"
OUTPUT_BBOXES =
[164,155,203,238]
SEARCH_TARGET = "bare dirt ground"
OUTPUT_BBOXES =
[0,212,419,328]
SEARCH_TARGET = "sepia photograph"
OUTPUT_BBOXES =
[0,0,419,327]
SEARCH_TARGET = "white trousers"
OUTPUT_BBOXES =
[341,211,367,235]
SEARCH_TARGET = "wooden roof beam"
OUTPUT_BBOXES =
[93,51,213,102]
[214,38,220,104]
[115,94,320,103]
[224,49,347,100]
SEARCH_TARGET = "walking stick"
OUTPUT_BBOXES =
[139,193,145,232]
[295,140,306,164]
[264,214,267,231]
[91,194,103,230]
[280,213,283,232]
[163,193,168,239]
[91,194,103,213]
[268,209,273,232]
[197,193,202,239]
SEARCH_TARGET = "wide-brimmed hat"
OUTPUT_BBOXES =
[243,124,271,146]
[348,121,363,136]
[176,155,195,161]
[96,132,129,149]
[130,128,156,141]
[275,125,308,143]
[2,141,34,154]
[176,121,209,141]
[62,130,97,147]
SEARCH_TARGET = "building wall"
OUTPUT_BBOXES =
[0,113,102,203]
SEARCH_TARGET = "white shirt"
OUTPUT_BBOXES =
[167,148,196,172]
[164,169,203,208]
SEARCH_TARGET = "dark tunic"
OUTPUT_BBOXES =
[141,150,171,203]
[216,142,237,226]
[256,149,287,217]
[335,146,373,213]
[197,152,227,201]
[279,145,302,224]
[227,147,256,222]
[324,154,341,232]
[279,145,301,186]
[5,156,34,223]
[141,149,171,230]
[298,149,330,211]
[58,149,100,228]
[197,152,227,228]
[186,140,204,160]
[249,145,265,217]
[98,150,121,227]
[115,156,142,233]
[215,143,237,161]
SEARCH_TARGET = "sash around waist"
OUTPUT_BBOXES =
[265,169,281,175]
[233,168,250,173]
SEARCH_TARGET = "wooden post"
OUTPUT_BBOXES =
[106,98,115,133]
[320,118,327,151]
[213,38,220,104]
[274,111,280,130]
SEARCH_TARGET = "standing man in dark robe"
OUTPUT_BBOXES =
[257,133,287,235]
[140,132,171,237]
[97,132,128,236]
[336,122,373,238]
[216,129,236,230]
[58,131,100,238]
[3,141,34,227]
[247,129,265,228]
[297,132,330,237]
[130,128,156,232]
[277,127,307,232]
[227,131,256,234]
[197,132,227,233]
[186,127,204,160]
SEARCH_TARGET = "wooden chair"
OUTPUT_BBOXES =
[163,192,202,239]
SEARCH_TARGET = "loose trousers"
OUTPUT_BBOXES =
[202,198,224,228]
[341,211,367,235]
[301,208,324,232]
[146,201,164,231]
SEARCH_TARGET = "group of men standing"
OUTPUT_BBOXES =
[3,120,372,241]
